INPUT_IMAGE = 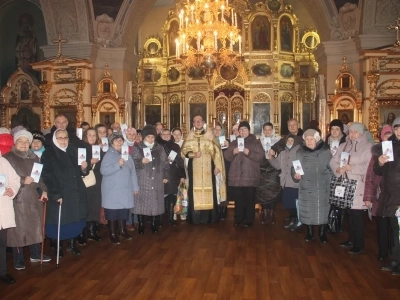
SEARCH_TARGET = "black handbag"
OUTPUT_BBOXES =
[327,205,342,233]
[329,174,357,209]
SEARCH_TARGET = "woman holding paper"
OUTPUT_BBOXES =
[3,130,50,270]
[100,132,139,244]
[330,122,372,254]
[158,128,185,226]
[41,129,89,256]
[292,129,332,243]
[83,128,103,242]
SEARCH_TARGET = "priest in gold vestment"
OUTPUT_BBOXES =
[181,115,226,224]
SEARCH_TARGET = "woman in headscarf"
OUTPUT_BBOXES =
[256,122,281,224]
[41,129,88,257]
[3,130,50,271]
[293,129,332,243]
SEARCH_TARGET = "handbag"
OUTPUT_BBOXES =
[82,164,96,188]
[174,182,188,216]
[329,174,357,209]
[327,204,342,233]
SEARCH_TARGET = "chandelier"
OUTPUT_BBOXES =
[174,0,242,82]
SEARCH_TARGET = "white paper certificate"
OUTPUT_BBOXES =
[121,124,128,135]
[168,150,177,164]
[264,137,272,151]
[340,152,350,167]
[292,160,304,175]
[143,147,152,161]
[78,148,86,165]
[382,141,394,161]
[92,145,101,160]
[219,136,227,149]
[0,174,6,195]
[101,137,109,152]
[330,140,339,155]
[237,138,244,152]
[230,134,236,141]
[76,128,83,140]
[121,145,129,161]
[31,162,43,183]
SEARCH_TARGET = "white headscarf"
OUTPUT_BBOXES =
[52,129,68,152]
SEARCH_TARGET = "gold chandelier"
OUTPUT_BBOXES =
[174,0,242,82]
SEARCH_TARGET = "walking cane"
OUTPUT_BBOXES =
[56,201,62,268]
[40,197,48,266]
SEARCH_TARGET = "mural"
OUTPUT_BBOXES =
[251,15,270,50]
[168,20,179,56]
[280,16,293,52]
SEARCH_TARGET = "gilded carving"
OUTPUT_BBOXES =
[253,92,271,102]
[367,73,380,139]
[189,93,207,103]
[54,68,77,82]
[39,82,52,129]
[145,95,162,104]
[250,84,273,89]
[169,94,180,104]
[280,92,293,102]
[51,88,77,106]
[377,79,400,98]
[74,82,85,125]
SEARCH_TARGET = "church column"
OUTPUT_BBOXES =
[74,82,86,126]
[180,91,186,135]
[39,82,52,129]
[367,72,380,139]
[162,93,167,125]
[0,104,6,128]
[208,89,214,128]
[244,90,250,121]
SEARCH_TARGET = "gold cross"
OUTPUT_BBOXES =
[52,33,68,58]
[388,17,400,47]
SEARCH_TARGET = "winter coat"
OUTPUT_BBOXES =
[224,134,264,187]
[0,157,20,229]
[293,141,332,225]
[41,144,88,225]
[100,146,139,210]
[373,134,400,218]
[330,134,372,210]
[158,138,185,195]
[131,142,170,216]
[364,144,382,216]
[3,148,47,247]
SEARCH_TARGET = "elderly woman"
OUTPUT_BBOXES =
[100,132,139,244]
[257,122,281,224]
[131,125,169,234]
[293,129,332,243]
[224,121,264,227]
[330,122,372,254]
[41,129,88,257]
[30,130,46,160]
[0,155,20,284]
[3,130,50,270]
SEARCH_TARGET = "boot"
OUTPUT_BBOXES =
[156,215,163,228]
[220,206,228,220]
[118,220,132,240]
[29,243,51,262]
[151,216,158,233]
[269,208,275,224]
[261,208,269,224]
[87,222,102,242]
[50,239,63,258]
[76,230,86,246]
[66,239,81,255]
[319,225,328,243]
[304,225,314,242]
[169,200,177,226]
[108,220,120,244]
[289,218,302,232]
[12,247,25,270]
[284,217,295,229]
[138,215,145,235]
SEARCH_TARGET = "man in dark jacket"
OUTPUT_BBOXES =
[374,116,400,276]
[271,118,303,155]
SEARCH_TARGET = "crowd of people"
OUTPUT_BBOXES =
[1,113,400,285]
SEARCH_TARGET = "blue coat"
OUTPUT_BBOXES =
[100,146,139,210]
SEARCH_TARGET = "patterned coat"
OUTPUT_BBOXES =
[4,148,47,247]
[330,134,372,210]
[131,142,169,216]
[293,141,332,225]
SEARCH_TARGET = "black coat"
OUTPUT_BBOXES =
[41,144,88,225]
[373,134,400,218]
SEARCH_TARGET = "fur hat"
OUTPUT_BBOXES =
[329,119,344,132]
[141,125,157,140]
[13,129,33,144]
[303,128,321,142]
[380,125,393,141]
[349,122,365,136]
[108,132,124,145]
[31,130,45,145]
[238,121,250,131]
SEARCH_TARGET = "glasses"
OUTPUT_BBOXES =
[56,137,69,141]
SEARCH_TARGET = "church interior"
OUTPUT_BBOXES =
[0,0,399,138]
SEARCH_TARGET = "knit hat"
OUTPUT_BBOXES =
[392,116,400,131]
[303,128,321,142]
[238,121,250,131]
[348,122,365,136]
[13,129,33,144]
[329,119,344,132]
[141,125,157,140]
[108,132,124,145]
[380,125,393,141]
[0,133,13,155]
[31,130,45,145]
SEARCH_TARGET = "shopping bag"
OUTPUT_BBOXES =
[174,183,188,216]
[329,174,357,209]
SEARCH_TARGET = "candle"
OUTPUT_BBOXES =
[185,17,188,28]
[231,8,234,25]
[229,32,233,51]
[191,5,194,22]
[214,30,218,51]
[238,35,241,54]
[182,34,186,54]
[197,31,201,51]
[235,13,237,27]
[221,5,225,22]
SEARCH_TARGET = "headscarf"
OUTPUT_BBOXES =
[53,129,68,152]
